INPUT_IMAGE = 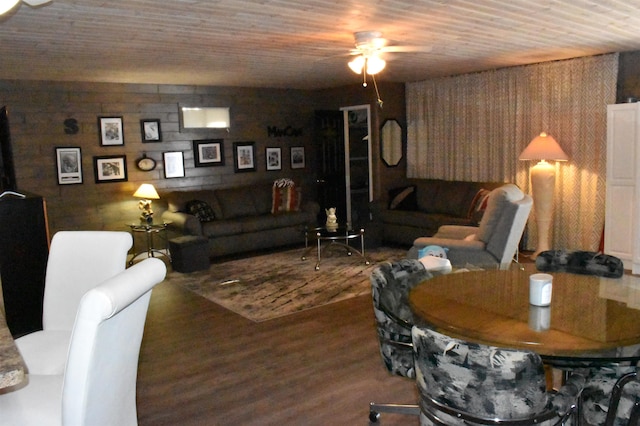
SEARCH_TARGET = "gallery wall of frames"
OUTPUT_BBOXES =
[0,78,405,235]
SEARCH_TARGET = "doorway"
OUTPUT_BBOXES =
[313,110,346,225]
[313,106,372,228]
[341,104,372,228]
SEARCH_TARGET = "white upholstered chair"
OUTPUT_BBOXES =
[0,257,167,426]
[15,231,133,375]
[408,184,532,270]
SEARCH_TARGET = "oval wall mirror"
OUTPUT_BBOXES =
[381,119,402,167]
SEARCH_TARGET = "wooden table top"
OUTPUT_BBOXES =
[409,264,640,359]
[0,313,25,389]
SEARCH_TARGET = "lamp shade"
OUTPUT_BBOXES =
[348,56,365,74]
[519,132,569,161]
[348,54,386,75]
[133,183,159,199]
[366,55,386,75]
[0,0,19,14]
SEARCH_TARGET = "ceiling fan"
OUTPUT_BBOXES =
[346,31,431,108]
[347,31,432,76]
[0,0,52,15]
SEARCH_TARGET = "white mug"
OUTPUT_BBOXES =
[529,273,553,306]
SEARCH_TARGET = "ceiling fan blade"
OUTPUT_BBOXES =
[23,0,52,6]
[382,45,433,53]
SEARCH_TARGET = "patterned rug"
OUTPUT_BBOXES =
[166,246,407,322]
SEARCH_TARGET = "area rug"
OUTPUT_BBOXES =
[166,246,407,322]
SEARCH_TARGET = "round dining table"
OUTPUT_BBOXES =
[409,263,640,366]
[0,313,25,389]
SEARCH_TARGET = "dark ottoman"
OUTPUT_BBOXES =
[169,236,209,272]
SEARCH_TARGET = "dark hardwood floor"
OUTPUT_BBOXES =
[136,265,418,426]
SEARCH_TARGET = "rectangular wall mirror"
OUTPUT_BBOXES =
[179,106,230,130]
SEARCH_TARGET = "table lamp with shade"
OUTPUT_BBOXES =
[519,132,568,258]
[133,183,159,223]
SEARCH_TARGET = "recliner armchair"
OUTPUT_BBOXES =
[408,183,532,270]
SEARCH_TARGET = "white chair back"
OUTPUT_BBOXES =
[43,231,132,330]
[62,257,166,425]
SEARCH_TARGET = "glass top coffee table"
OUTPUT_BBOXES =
[301,225,369,270]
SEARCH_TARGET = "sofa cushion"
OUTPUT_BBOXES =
[215,187,258,219]
[380,209,474,231]
[429,181,480,218]
[415,180,442,212]
[388,185,417,210]
[270,210,313,228]
[236,215,279,233]
[185,199,216,222]
[250,184,275,215]
[201,220,243,238]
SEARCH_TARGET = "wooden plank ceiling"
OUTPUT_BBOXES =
[0,0,639,89]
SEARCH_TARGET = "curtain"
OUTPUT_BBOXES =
[406,54,618,251]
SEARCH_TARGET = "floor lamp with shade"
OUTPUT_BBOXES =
[519,132,569,258]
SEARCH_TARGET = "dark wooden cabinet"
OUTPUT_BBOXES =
[0,193,49,337]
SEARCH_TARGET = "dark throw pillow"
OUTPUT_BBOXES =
[186,199,216,222]
[388,185,417,210]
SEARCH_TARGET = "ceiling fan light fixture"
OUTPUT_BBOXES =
[348,54,385,75]
[0,0,20,14]
[366,55,386,75]
[348,56,365,74]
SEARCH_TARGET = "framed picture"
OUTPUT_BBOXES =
[163,151,185,178]
[94,155,127,183]
[233,141,256,172]
[140,119,162,142]
[193,139,225,167]
[98,116,125,146]
[265,147,282,171]
[291,146,305,169]
[55,147,83,185]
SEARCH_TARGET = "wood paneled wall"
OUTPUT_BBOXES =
[0,79,408,238]
[0,81,325,235]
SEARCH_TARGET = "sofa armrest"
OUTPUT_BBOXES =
[434,225,479,240]
[412,236,486,251]
[161,211,203,236]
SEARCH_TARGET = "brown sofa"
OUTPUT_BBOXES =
[372,179,506,247]
[160,182,319,258]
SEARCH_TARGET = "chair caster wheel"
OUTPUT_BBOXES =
[369,410,380,422]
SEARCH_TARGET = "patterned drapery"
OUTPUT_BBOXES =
[406,54,618,251]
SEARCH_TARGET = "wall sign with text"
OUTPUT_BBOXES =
[267,125,303,137]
